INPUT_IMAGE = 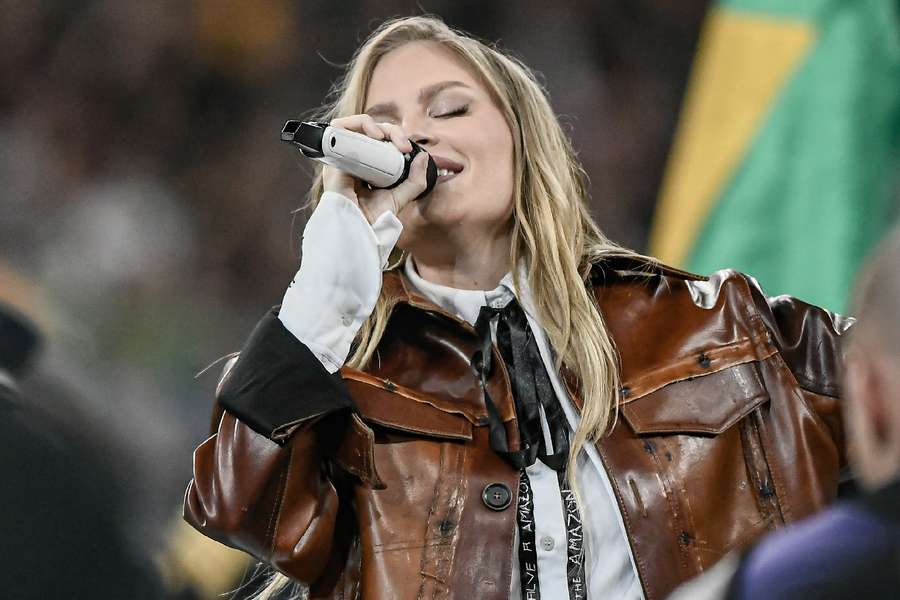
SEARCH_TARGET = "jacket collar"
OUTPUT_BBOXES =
[382,254,705,314]
[589,254,707,283]
[383,266,446,317]
[380,254,704,413]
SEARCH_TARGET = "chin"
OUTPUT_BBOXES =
[402,192,465,225]
[396,211,464,251]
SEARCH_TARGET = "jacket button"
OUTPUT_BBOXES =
[471,350,485,374]
[482,483,512,511]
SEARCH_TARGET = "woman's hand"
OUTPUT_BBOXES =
[321,114,430,224]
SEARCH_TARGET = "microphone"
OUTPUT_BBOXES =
[281,120,438,200]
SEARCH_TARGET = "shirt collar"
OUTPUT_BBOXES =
[383,254,702,326]
[403,254,516,326]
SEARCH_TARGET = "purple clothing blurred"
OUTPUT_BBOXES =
[731,479,900,599]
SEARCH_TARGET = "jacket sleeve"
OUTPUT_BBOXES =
[746,277,855,466]
[215,308,357,441]
[183,309,381,584]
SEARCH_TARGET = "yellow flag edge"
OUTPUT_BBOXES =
[648,7,816,266]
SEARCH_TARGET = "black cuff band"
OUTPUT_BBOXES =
[217,308,357,441]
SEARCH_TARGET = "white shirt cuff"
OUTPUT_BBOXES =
[277,191,403,373]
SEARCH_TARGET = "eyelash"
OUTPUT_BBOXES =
[434,106,469,118]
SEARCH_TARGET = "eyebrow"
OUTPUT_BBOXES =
[364,80,472,120]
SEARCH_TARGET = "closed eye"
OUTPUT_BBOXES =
[434,106,469,118]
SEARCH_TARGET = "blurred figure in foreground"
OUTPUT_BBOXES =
[0,282,165,599]
[732,226,900,598]
[672,225,900,599]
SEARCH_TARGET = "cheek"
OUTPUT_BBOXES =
[470,125,515,197]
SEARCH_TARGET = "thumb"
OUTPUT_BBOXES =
[392,152,431,210]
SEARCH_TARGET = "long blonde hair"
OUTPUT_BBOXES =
[257,14,645,599]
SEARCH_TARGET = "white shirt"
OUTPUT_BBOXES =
[279,191,644,599]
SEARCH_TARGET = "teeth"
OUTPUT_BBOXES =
[437,168,458,177]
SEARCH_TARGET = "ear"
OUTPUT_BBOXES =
[847,351,892,445]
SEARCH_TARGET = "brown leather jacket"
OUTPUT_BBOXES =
[184,258,852,600]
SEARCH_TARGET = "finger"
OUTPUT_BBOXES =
[321,164,359,200]
[377,122,413,153]
[330,114,385,140]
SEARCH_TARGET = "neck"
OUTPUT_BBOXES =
[408,224,513,290]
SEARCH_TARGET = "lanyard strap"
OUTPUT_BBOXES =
[517,469,541,599]
[558,471,587,600]
[516,469,588,600]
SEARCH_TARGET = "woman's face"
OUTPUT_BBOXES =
[364,41,515,249]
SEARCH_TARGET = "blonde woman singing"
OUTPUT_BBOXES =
[185,15,851,600]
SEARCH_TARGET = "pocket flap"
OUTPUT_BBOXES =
[621,362,768,436]
[341,370,473,441]
[334,412,385,489]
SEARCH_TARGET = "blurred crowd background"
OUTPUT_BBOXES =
[0,1,896,598]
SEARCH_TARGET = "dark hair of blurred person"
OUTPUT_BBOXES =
[723,225,900,600]
[0,301,165,599]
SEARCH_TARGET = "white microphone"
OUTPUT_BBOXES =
[281,120,438,199]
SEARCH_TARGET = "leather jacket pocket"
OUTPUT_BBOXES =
[340,370,473,441]
[620,361,768,436]
[609,360,786,569]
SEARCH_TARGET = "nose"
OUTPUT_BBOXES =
[409,131,432,148]
[402,115,434,148]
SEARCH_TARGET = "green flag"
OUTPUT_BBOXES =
[649,0,900,312]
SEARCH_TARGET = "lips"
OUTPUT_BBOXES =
[430,154,464,184]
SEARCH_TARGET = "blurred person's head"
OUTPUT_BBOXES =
[0,305,40,381]
[844,224,900,490]
[0,262,48,384]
